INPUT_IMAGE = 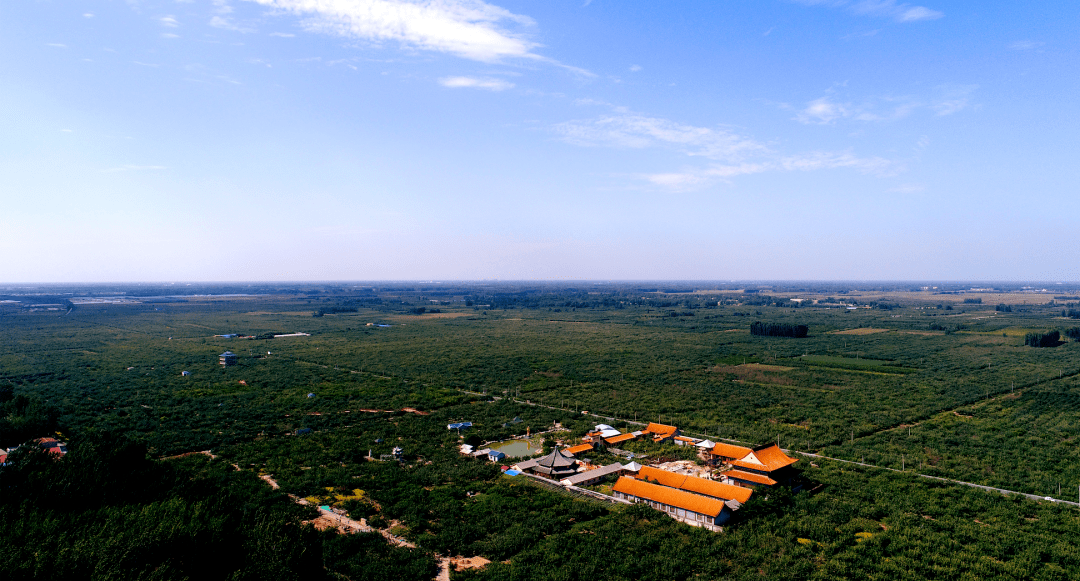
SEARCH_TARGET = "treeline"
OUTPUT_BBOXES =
[0,432,438,581]
[0,384,58,449]
[750,321,808,338]
[1064,309,1080,319]
[1025,330,1060,347]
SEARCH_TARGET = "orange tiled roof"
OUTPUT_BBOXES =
[644,422,678,436]
[724,469,777,486]
[605,433,637,445]
[612,476,728,518]
[710,442,753,459]
[636,466,752,504]
[565,443,594,455]
[673,436,697,443]
[730,444,797,473]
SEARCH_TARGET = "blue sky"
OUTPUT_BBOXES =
[2,0,1077,282]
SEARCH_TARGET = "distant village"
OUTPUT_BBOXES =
[456,421,798,532]
[0,437,68,467]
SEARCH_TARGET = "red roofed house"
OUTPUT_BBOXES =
[35,438,68,456]
[612,476,738,530]
[728,444,797,486]
[642,422,680,443]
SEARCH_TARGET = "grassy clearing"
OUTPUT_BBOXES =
[796,354,918,374]
[832,328,892,336]
[738,363,795,372]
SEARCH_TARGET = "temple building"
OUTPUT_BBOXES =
[634,466,752,505]
[514,448,579,480]
[612,477,738,530]
[725,444,798,486]
[709,442,753,464]
[642,422,680,443]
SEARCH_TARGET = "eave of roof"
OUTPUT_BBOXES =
[605,433,637,444]
[613,477,727,517]
[732,445,797,472]
[565,443,594,455]
[710,442,753,458]
[637,466,753,504]
[724,469,778,486]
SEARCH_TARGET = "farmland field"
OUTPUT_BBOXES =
[4,281,1080,579]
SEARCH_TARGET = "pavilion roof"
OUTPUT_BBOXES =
[730,444,797,472]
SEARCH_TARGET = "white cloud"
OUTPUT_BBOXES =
[439,76,514,90]
[101,165,167,173]
[158,15,180,27]
[629,64,641,72]
[795,97,851,124]
[47,43,68,48]
[640,152,896,191]
[244,0,542,63]
[555,107,897,190]
[792,86,973,124]
[930,84,976,116]
[270,31,296,37]
[554,113,764,160]
[210,15,255,32]
[793,0,942,23]
[1008,40,1044,50]
[895,6,941,21]
[83,13,95,18]
[162,33,181,38]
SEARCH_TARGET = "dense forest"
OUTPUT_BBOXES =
[3,282,1080,579]
[750,321,809,338]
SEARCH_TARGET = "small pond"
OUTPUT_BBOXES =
[488,438,543,459]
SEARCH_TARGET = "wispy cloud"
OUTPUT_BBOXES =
[101,165,167,173]
[1008,40,1044,50]
[642,152,896,190]
[162,33,181,39]
[555,105,897,190]
[889,183,925,193]
[929,84,977,116]
[793,0,943,23]
[158,15,180,27]
[795,97,852,124]
[83,13,95,18]
[270,31,296,37]
[47,43,68,48]
[210,15,255,32]
[439,76,514,90]
[554,113,764,160]
[629,64,642,72]
[244,0,561,66]
[792,85,975,124]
